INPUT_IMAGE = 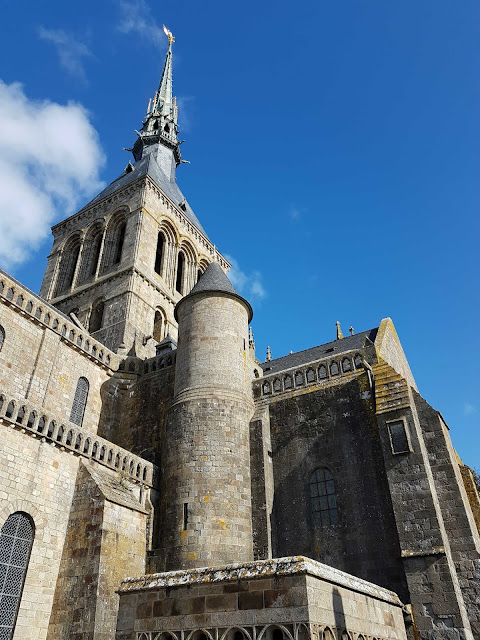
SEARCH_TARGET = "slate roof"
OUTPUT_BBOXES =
[175,262,253,321]
[260,328,378,375]
[85,152,209,239]
[190,262,237,296]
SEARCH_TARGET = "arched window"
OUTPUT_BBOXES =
[309,468,338,526]
[153,310,164,342]
[89,300,104,334]
[154,233,164,275]
[114,223,126,264]
[80,228,103,282]
[0,325,4,352]
[70,377,89,427]
[55,238,81,295]
[176,252,185,294]
[0,512,35,637]
[318,364,327,379]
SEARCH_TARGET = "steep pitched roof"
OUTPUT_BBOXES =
[260,328,378,375]
[190,262,237,296]
[175,262,253,322]
[85,153,209,239]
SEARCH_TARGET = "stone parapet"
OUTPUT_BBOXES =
[0,386,156,487]
[254,350,366,404]
[0,268,117,371]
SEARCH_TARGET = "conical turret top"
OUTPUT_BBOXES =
[132,25,182,167]
[175,263,253,322]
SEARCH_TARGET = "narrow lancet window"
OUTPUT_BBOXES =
[154,233,164,275]
[153,310,164,342]
[114,223,126,264]
[176,252,185,294]
[89,300,104,333]
[70,377,89,426]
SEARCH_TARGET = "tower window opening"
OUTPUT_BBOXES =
[183,503,188,530]
[56,239,81,295]
[153,310,164,343]
[0,512,35,638]
[154,232,164,275]
[164,124,170,133]
[176,252,185,294]
[90,234,103,277]
[70,377,89,427]
[272,630,284,640]
[114,223,126,265]
[0,325,4,352]
[89,300,105,334]
[309,468,338,526]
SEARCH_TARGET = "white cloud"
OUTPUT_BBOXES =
[464,403,477,416]
[0,80,105,268]
[38,27,93,80]
[225,256,266,302]
[117,0,166,50]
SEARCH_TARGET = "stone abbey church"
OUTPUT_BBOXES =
[0,28,479,640]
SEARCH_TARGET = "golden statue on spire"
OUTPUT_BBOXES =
[163,25,175,44]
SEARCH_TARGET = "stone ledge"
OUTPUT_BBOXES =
[118,556,403,606]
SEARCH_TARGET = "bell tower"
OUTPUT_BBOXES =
[39,27,229,358]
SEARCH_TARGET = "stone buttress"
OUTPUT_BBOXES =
[158,262,255,570]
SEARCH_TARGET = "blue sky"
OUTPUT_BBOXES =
[0,0,478,467]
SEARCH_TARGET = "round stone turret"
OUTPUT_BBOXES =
[158,263,254,570]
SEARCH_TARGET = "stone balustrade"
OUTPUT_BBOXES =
[0,269,118,371]
[0,388,155,486]
[255,350,366,400]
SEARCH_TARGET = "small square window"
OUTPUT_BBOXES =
[387,420,411,454]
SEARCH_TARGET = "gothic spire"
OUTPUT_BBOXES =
[149,26,177,124]
[132,26,182,167]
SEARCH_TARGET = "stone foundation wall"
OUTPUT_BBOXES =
[115,557,408,640]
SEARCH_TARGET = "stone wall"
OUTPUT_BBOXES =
[0,424,81,640]
[0,273,115,434]
[115,557,408,640]
[374,374,474,639]
[266,372,409,602]
[47,461,148,640]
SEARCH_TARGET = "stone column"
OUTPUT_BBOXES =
[94,225,107,280]
[70,236,85,291]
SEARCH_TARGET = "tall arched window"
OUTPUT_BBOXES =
[89,234,103,277]
[55,237,81,296]
[154,232,164,275]
[0,512,35,638]
[0,325,4,352]
[70,377,89,426]
[114,223,126,265]
[176,252,185,294]
[309,468,338,526]
[89,300,104,334]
